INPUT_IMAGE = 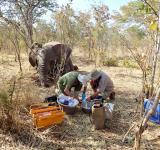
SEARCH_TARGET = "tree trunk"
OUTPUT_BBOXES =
[134,87,160,150]
[134,2,160,149]
[9,27,23,73]
[27,25,33,47]
[150,3,160,97]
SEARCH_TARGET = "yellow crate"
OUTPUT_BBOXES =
[30,105,61,116]
[30,105,65,129]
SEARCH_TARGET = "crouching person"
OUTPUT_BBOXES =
[57,71,90,100]
[87,69,115,101]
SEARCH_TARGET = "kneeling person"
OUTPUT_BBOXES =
[88,69,115,101]
[57,71,89,100]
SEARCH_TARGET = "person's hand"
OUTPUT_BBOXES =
[81,85,87,93]
[93,91,100,98]
[73,95,78,100]
[86,96,91,101]
[73,96,81,105]
[64,88,72,97]
[87,93,98,101]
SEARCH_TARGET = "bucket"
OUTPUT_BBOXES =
[57,95,79,115]
[57,101,77,115]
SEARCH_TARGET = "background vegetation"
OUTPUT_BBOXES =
[0,0,160,150]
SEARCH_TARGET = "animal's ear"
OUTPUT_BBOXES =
[31,42,42,49]
[29,56,36,67]
[29,51,36,67]
[37,43,42,48]
[73,65,78,71]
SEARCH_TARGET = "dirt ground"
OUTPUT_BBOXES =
[0,52,160,150]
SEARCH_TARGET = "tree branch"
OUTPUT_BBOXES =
[15,0,28,25]
[31,0,41,11]
[142,87,160,126]
[119,33,144,71]
[134,87,160,150]
[142,0,158,18]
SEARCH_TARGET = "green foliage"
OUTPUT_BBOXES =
[34,20,55,43]
[120,58,138,68]
[112,0,158,29]
[112,1,145,24]
[149,20,158,30]
[103,57,119,67]
[53,4,77,47]
[0,0,58,47]
[103,57,138,68]
[127,26,146,40]
[0,0,57,22]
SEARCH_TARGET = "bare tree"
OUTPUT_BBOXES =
[9,26,23,72]
[134,1,160,149]
[0,0,57,49]
[150,3,160,96]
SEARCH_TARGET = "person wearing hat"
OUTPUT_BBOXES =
[87,69,115,101]
[57,71,90,100]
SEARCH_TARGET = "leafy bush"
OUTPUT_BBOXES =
[103,57,119,67]
[120,58,138,68]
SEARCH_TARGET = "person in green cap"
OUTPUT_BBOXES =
[87,69,115,101]
[57,71,90,100]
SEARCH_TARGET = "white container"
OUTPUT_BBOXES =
[103,103,114,120]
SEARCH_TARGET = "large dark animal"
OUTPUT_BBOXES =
[29,41,74,87]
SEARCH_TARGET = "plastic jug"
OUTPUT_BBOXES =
[82,92,87,108]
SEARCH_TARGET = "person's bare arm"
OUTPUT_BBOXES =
[64,87,72,97]
[81,85,87,93]
[94,88,101,95]
[87,88,101,101]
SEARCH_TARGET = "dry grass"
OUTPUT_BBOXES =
[0,51,160,150]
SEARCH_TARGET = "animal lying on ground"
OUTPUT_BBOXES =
[29,41,75,87]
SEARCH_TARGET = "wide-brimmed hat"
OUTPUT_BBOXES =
[78,74,91,86]
[90,69,101,80]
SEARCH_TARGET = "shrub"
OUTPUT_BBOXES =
[0,79,33,132]
[103,57,119,67]
[0,86,16,130]
[121,58,138,68]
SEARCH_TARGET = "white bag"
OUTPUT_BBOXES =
[58,94,79,107]
[103,103,114,120]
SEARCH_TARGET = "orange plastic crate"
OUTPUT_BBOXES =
[30,105,61,116]
[30,105,65,129]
